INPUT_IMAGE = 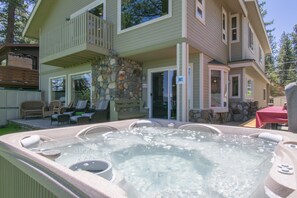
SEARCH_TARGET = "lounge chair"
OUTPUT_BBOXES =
[70,100,110,124]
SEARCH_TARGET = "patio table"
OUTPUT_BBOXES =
[256,106,288,128]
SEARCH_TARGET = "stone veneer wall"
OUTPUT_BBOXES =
[91,52,142,103]
[189,109,230,124]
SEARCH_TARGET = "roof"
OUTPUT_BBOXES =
[0,43,39,53]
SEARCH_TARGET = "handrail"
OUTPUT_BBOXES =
[40,12,113,59]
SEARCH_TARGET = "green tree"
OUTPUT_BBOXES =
[277,32,296,86]
[292,24,297,61]
[0,0,36,43]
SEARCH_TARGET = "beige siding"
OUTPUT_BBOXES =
[245,69,268,108]
[203,55,212,109]
[187,0,229,64]
[109,0,182,56]
[230,14,243,61]
[242,17,265,71]
[190,53,200,109]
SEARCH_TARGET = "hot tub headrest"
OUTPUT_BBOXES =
[258,132,283,143]
[21,135,40,148]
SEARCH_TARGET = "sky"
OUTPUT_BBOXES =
[265,0,297,45]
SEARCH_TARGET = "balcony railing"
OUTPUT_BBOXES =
[0,66,39,88]
[40,12,113,60]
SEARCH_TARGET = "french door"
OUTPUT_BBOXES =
[149,68,177,120]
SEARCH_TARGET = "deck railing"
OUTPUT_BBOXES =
[40,12,113,59]
[0,66,39,88]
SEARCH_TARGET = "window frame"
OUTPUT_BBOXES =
[48,75,67,106]
[259,46,263,65]
[230,14,240,43]
[248,25,254,52]
[117,0,172,34]
[263,88,266,101]
[195,0,205,24]
[208,65,230,113]
[245,75,254,100]
[222,7,227,45]
[67,71,92,105]
[230,74,241,99]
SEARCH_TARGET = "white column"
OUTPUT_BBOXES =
[199,53,204,110]
[176,43,181,121]
[181,42,189,122]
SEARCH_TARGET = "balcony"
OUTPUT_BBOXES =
[40,12,113,67]
[0,66,39,89]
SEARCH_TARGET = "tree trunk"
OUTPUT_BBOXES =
[6,2,16,43]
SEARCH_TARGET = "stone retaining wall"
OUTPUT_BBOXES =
[91,52,142,103]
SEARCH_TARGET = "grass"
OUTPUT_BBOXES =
[0,123,30,136]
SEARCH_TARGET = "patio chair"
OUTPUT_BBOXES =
[51,100,89,125]
[70,100,110,124]
[43,100,61,118]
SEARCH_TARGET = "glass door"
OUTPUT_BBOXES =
[151,70,176,119]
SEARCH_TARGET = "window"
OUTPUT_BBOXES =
[230,74,241,98]
[69,72,92,103]
[246,76,254,99]
[209,66,229,112]
[263,88,266,100]
[259,46,263,64]
[248,26,254,51]
[50,76,66,106]
[230,14,239,42]
[195,0,205,24]
[222,7,227,44]
[120,0,170,31]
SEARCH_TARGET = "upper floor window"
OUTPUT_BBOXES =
[230,74,241,98]
[50,76,66,106]
[230,14,239,42]
[195,0,205,24]
[259,46,263,64]
[222,7,227,44]
[120,0,170,31]
[248,26,254,51]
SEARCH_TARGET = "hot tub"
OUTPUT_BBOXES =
[0,119,297,197]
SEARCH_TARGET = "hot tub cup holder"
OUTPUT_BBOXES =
[69,160,113,181]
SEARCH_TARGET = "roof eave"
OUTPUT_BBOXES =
[22,0,42,39]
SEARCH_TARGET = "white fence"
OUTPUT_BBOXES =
[0,89,41,126]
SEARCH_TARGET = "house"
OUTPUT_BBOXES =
[23,0,271,122]
[0,43,39,89]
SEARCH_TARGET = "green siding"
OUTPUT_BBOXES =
[190,53,200,109]
[107,0,182,56]
[0,156,57,198]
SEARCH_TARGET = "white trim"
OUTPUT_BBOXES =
[245,74,254,100]
[117,0,172,34]
[67,70,92,105]
[181,42,188,122]
[188,63,194,110]
[230,13,240,43]
[208,66,230,113]
[230,74,241,99]
[199,53,204,109]
[248,24,254,53]
[176,43,180,121]
[258,45,263,65]
[182,0,187,38]
[222,7,227,45]
[195,0,205,25]
[48,75,67,105]
[147,66,176,119]
[70,0,106,19]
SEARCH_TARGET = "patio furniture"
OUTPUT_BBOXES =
[20,100,45,119]
[256,106,288,128]
[70,100,110,124]
[51,114,70,125]
[110,99,146,121]
[43,100,61,118]
[62,100,89,116]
